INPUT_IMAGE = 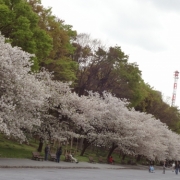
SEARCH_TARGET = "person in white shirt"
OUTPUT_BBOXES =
[67,151,79,163]
[172,162,175,172]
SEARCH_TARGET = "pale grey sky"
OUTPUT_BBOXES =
[41,0,180,107]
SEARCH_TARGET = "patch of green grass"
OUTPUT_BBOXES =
[0,134,40,158]
[0,134,137,164]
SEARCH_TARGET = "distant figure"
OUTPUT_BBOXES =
[149,165,155,173]
[68,151,79,163]
[172,161,175,172]
[175,161,179,175]
[56,146,62,163]
[163,161,166,174]
[44,144,50,161]
[108,156,115,164]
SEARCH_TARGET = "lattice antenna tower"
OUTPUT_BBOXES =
[171,70,179,106]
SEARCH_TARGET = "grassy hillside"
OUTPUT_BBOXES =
[0,135,38,158]
[0,134,139,165]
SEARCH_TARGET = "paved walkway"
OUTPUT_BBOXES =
[0,158,162,170]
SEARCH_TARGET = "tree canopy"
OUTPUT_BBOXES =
[28,0,78,81]
[0,0,52,70]
[0,1,180,162]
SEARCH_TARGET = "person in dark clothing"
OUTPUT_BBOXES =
[175,161,179,175]
[56,146,62,163]
[44,144,50,161]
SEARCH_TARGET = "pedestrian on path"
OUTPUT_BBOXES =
[163,161,166,174]
[175,161,179,175]
[56,146,62,163]
[172,161,175,172]
[44,144,50,161]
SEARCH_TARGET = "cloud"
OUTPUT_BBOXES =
[148,0,180,12]
[88,0,168,52]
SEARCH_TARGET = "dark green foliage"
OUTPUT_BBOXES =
[0,0,52,70]
[28,0,78,81]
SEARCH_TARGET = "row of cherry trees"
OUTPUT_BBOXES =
[0,34,180,161]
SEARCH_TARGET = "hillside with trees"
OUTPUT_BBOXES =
[0,0,180,162]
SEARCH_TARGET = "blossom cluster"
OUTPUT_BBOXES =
[0,34,179,160]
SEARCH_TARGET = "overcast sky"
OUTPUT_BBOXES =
[41,0,180,107]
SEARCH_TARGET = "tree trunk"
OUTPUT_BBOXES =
[70,137,73,153]
[107,143,118,162]
[122,154,126,160]
[136,155,141,162]
[37,137,43,152]
[80,139,91,156]
[79,138,84,150]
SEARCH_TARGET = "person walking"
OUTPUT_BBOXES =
[172,161,175,172]
[175,161,179,175]
[163,161,166,174]
[44,144,50,161]
[56,146,62,163]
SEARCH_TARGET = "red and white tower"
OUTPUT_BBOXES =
[171,70,179,106]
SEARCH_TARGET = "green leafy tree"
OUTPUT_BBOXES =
[135,86,180,130]
[0,0,52,70]
[28,0,78,81]
[73,34,145,106]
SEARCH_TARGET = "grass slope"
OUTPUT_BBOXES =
[0,135,138,165]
